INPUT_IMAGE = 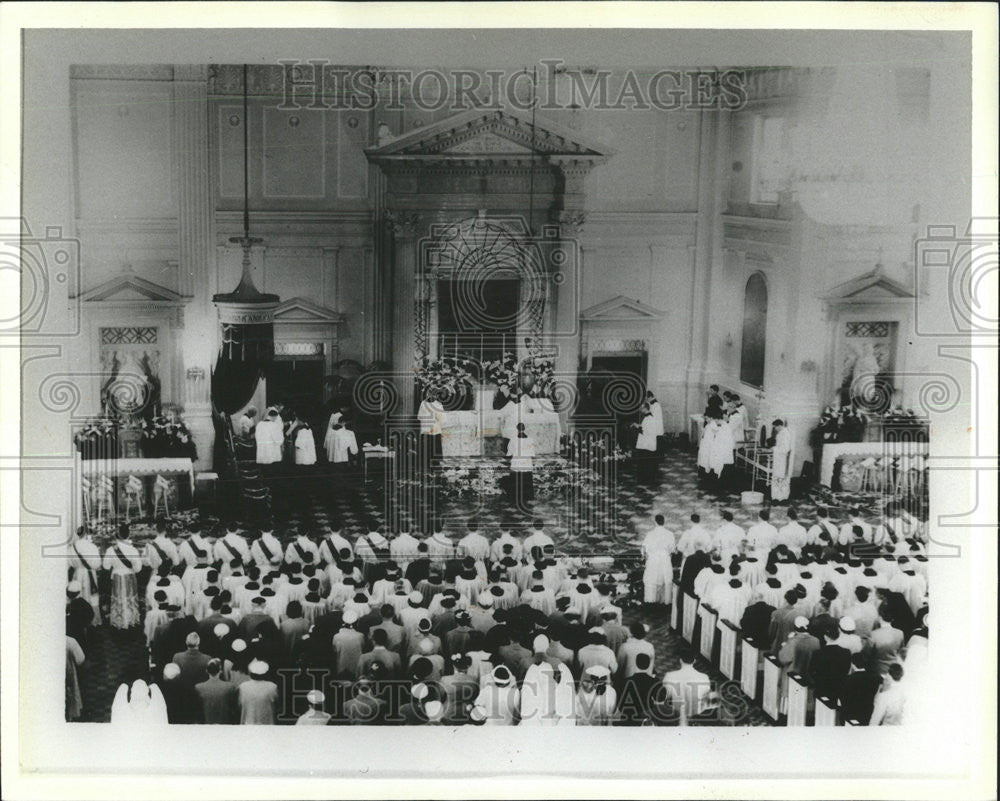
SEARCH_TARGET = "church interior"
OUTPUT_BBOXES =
[32,45,965,728]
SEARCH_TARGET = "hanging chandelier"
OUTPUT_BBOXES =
[211,64,280,414]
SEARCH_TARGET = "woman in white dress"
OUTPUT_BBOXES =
[102,524,142,630]
[109,679,169,728]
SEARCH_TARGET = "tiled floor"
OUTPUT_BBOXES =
[74,444,888,724]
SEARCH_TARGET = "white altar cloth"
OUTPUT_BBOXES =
[437,399,561,456]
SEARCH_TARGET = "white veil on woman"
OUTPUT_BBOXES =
[109,679,168,727]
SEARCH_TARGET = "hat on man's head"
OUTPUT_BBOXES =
[342,610,359,626]
[532,634,550,654]
[794,616,809,631]
[839,616,856,633]
[477,590,494,608]
[408,590,423,607]
[248,659,269,676]
[410,682,429,701]
[455,609,471,625]
[231,638,247,654]
[163,663,181,680]
[213,623,231,639]
[417,617,432,633]
[306,690,325,706]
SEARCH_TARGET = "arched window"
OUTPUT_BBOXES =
[740,272,768,388]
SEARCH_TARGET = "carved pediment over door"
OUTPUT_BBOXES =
[365,107,614,166]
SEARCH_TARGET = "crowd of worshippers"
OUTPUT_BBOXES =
[69,517,750,726]
[644,503,929,725]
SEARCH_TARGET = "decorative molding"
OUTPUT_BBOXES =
[70,65,175,81]
[556,210,586,235]
[580,294,665,321]
[272,296,345,325]
[76,272,185,303]
[822,264,916,302]
[367,107,613,167]
[384,209,422,238]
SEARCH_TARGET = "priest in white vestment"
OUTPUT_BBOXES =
[641,514,676,605]
[294,424,317,466]
[325,423,358,464]
[254,409,284,465]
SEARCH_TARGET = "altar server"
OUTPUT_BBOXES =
[255,409,284,465]
[324,421,358,465]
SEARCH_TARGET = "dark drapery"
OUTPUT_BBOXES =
[210,322,275,415]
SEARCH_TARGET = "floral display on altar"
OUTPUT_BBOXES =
[482,351,557,407]
[74,409,196,460]
[140,414,197,459]
[814,402,927,445]
[414,355,475,409]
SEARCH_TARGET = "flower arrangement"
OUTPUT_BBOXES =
[73,411,196,459]
[414,356,475,409]
[141,414,197,459]
[524,357,555,398]
[483,351,520,392]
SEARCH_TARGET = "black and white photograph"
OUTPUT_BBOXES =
[1,3,996,799]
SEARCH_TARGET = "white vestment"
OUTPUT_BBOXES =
[770,427,792,500]
[294,428,317,465]
[255,420,283,464]
[325,427,358,463]
[642,525,675,604]
[698,420,734,476]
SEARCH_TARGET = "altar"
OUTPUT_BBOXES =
[425,394,562,457]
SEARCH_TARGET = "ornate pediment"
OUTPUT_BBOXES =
[273,296,344,324]
[366,107,614,164]
[823,264,915,302]
[580,295,665,321]
[77,272,184,304]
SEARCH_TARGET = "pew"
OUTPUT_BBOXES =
[762,653,782,721]
[814,694,839,726]
[719,620,739,680]
[670,580,680,630]
[786,671,809,726]
[740,636,761,701]
[682,592,698,643]
[698,603,718,662]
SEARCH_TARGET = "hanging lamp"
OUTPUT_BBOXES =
[211,64,280,414]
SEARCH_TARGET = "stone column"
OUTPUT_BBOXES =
[386,210,422,417]
[174,65,216,471]
[552,209,585,382]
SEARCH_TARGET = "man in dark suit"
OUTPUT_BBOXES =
[615,652,660,725]
[807,628,852,702]
[357,628,402,679]
[839,651,882,725]
[740,595,775,646]
[195,658,238,724]
[172,631,212,689]
[196,597,238,657]
[368,604,405,655]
